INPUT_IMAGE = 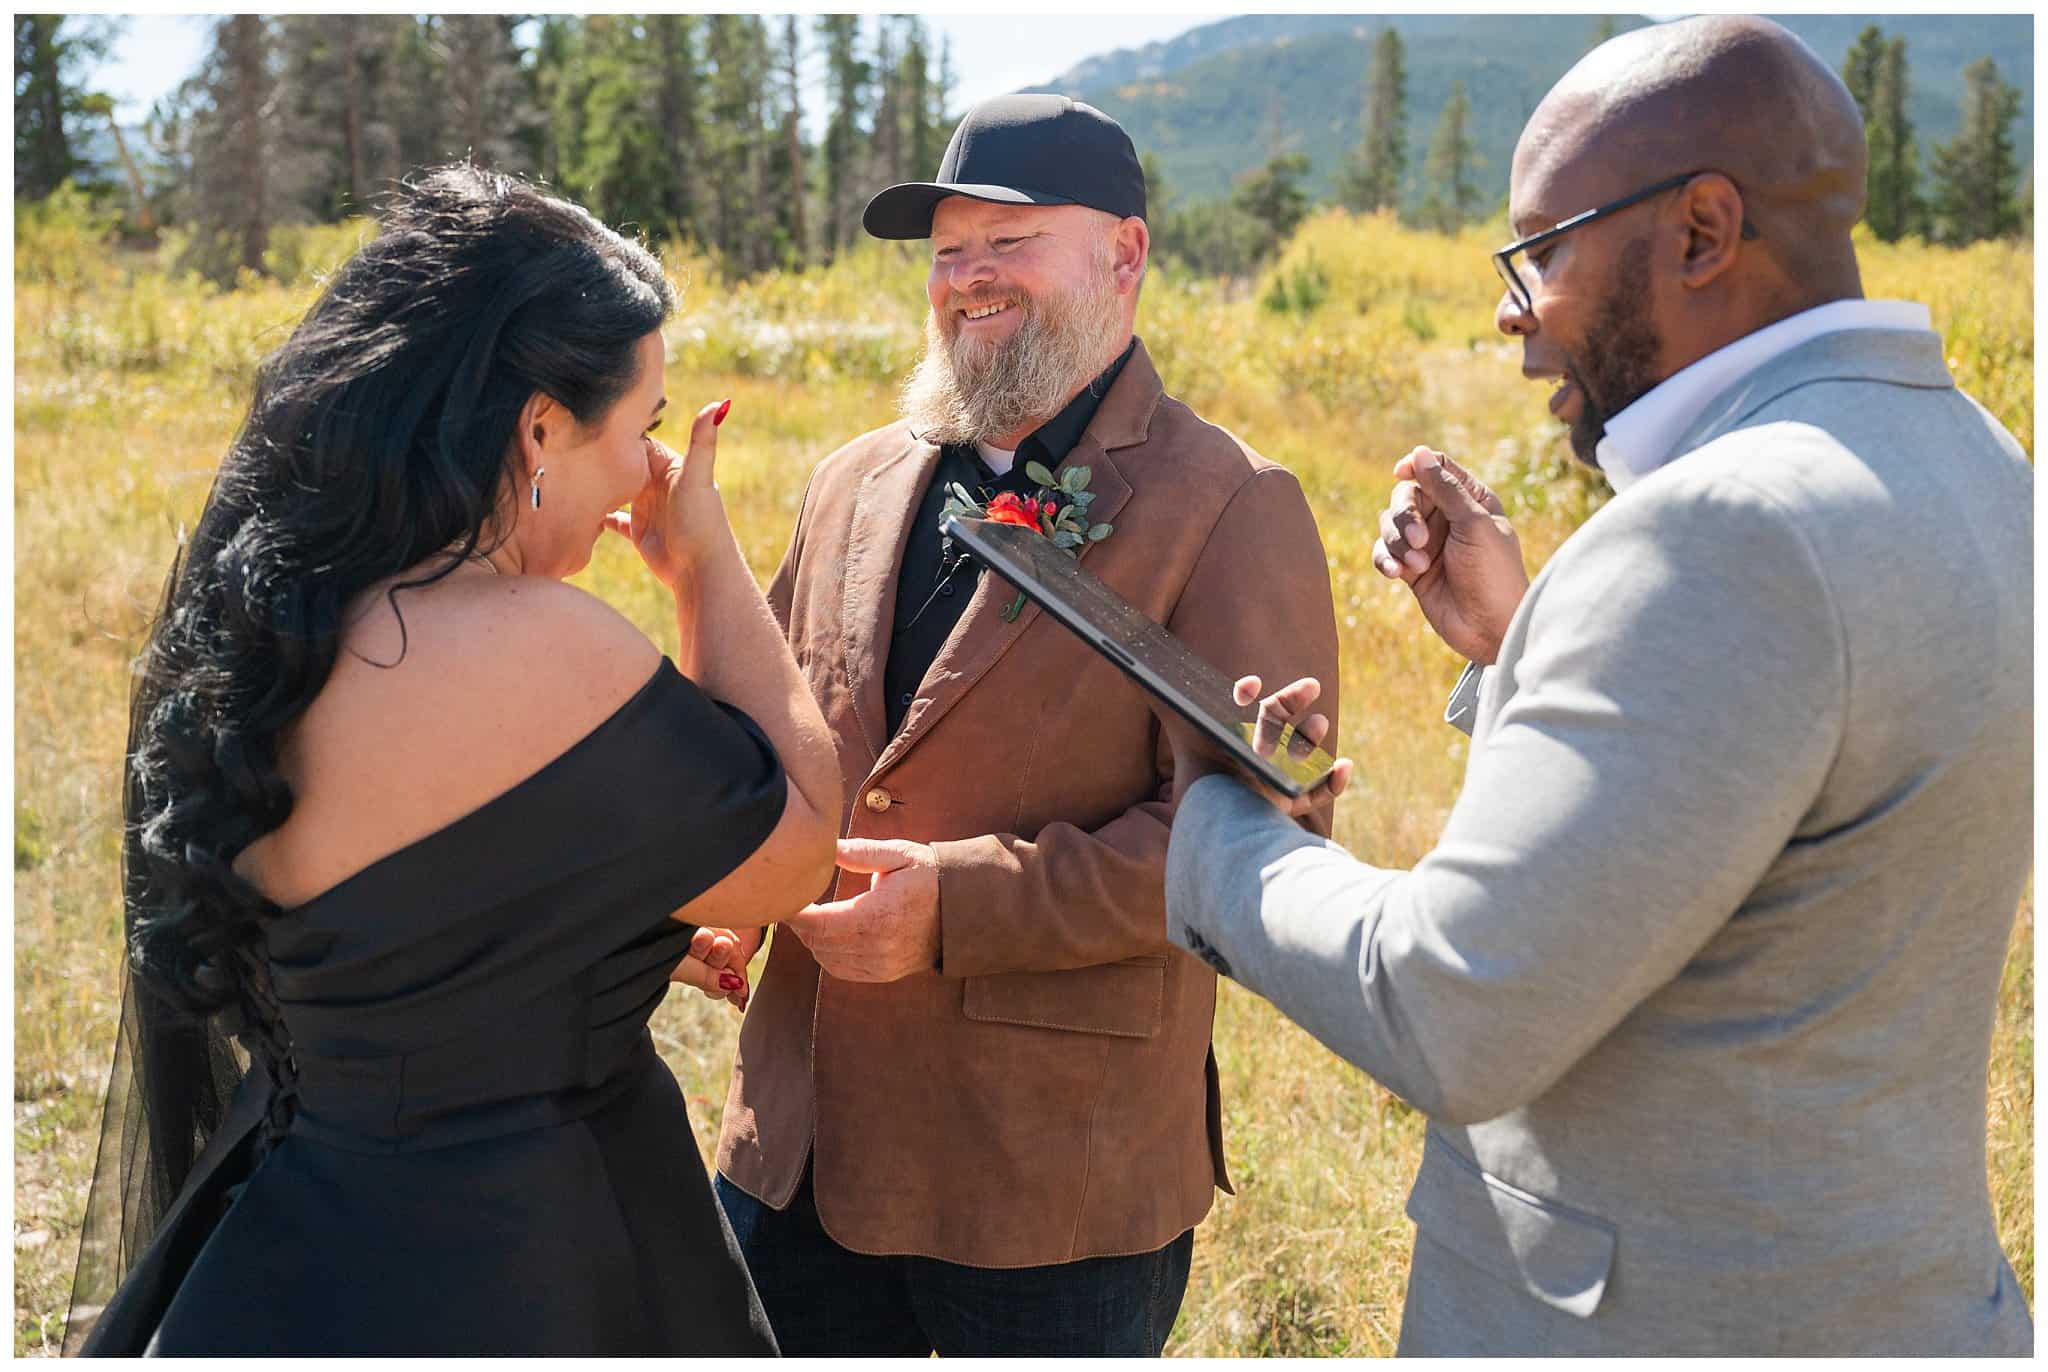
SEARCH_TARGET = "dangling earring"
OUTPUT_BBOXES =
[528,423,545,510]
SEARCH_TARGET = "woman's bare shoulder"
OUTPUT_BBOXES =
[321,571,661,739]
[241,572,665,908]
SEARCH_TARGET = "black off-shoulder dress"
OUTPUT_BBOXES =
[79,661,783,1355]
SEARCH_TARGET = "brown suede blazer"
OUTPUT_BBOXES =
[715,340,1341,1267]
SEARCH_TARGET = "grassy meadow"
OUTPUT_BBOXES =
[13,200,2034,1355]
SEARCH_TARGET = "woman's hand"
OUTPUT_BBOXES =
[670,923,764,1012]
[604,398,731,590]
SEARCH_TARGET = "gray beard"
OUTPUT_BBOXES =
[899,262,1127,447]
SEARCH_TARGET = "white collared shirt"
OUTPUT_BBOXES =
[1595,299,1932,494]
[974,440,1018,477]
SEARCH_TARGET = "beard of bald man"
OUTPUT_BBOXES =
[1566,235,1666,463]
[900,228,1126,447]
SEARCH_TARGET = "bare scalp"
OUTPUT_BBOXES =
[1515,16,1866,298]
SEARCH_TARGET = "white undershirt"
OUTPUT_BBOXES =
[1595,298,1931,494]
[974,440,1017,477]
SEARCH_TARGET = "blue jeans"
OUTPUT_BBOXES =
[715,1163,1193,1356]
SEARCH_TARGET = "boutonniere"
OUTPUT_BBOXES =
[942,460,1115,620]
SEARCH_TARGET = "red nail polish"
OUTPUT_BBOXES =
[713,398,732,427]
[718,972,743,992]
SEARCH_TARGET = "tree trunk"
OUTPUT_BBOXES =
[750,29,771,274]
[231,15,269,273]
[876,20,901,185]
[341,16,365,208]
[784,19,806,266]
[657,18,696,244]
[30,18,71,195]
[104,110,157,231]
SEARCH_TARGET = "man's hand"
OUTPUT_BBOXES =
[1372,446,1529,666]
[783,838,941,982]
[1165,675,1353,817]
[671,924,766,1012]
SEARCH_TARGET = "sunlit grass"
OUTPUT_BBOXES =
[13,206,2032,1355]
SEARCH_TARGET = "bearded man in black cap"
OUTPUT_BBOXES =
[700,94,1343,1355]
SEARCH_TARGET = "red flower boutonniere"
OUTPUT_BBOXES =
[942,461,1115,620]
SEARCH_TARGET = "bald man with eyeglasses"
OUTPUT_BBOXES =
[1161,15,2032,1355]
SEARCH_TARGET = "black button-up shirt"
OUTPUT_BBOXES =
[882,340,1135,737]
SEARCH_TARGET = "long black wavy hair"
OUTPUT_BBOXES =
[127,163,673,1013]
[72,169,676,1330]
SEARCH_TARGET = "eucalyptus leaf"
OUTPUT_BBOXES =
[1062,465,1091,492]
[949,482,979,508]
[1089,523,1113,541]
[1025,460,1057,488]
[1053,530,1084,549]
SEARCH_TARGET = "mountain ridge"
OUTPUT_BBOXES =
[1028,14,2033,209]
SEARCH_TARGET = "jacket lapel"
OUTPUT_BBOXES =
[841,435,943,765]
[869,342,1159,778]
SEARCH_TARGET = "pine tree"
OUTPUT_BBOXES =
[332,16,381,209]
[388,17,449,178]
[779,16,808,267]
[531,16,580,187]
[873,17,903,187]
[705,15,776,270]
[900,17,936,178]
[1840,24,1885,123]
[560,17,674,241]
[1232,152,1311,258]
[1929,56,2023,244]
[816,15,870,261]
[650,15,702,248]
[1337,27,1406,214]
[744,17,776,274]
[1419,81,1481,233]
[276,15,403,219]
[169,15,293,280]
[937,33,958,135]
[1140,153,1171,219]
[1865,37,1924,242]
[14,15,115,198]
[439,15,535,173]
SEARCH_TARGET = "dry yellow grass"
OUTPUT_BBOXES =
[12,206,2033,1355]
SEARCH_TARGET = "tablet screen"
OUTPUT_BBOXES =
[944,516,1336,797]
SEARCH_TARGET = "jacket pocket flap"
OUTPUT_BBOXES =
[1405,1130,1616,1319]
[961,956,1166,1039]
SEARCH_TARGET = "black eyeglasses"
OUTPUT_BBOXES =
[1492,170,1759,315]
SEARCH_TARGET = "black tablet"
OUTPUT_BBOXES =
[942,515,1338,798]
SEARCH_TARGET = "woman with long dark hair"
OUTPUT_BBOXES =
[65,165,842,1354]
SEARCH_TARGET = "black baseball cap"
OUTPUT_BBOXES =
[863,93,1147,240]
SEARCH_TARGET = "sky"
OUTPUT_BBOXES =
[91,13,1220,130]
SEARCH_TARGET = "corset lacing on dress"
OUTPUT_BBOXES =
[219,945,301,1162]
